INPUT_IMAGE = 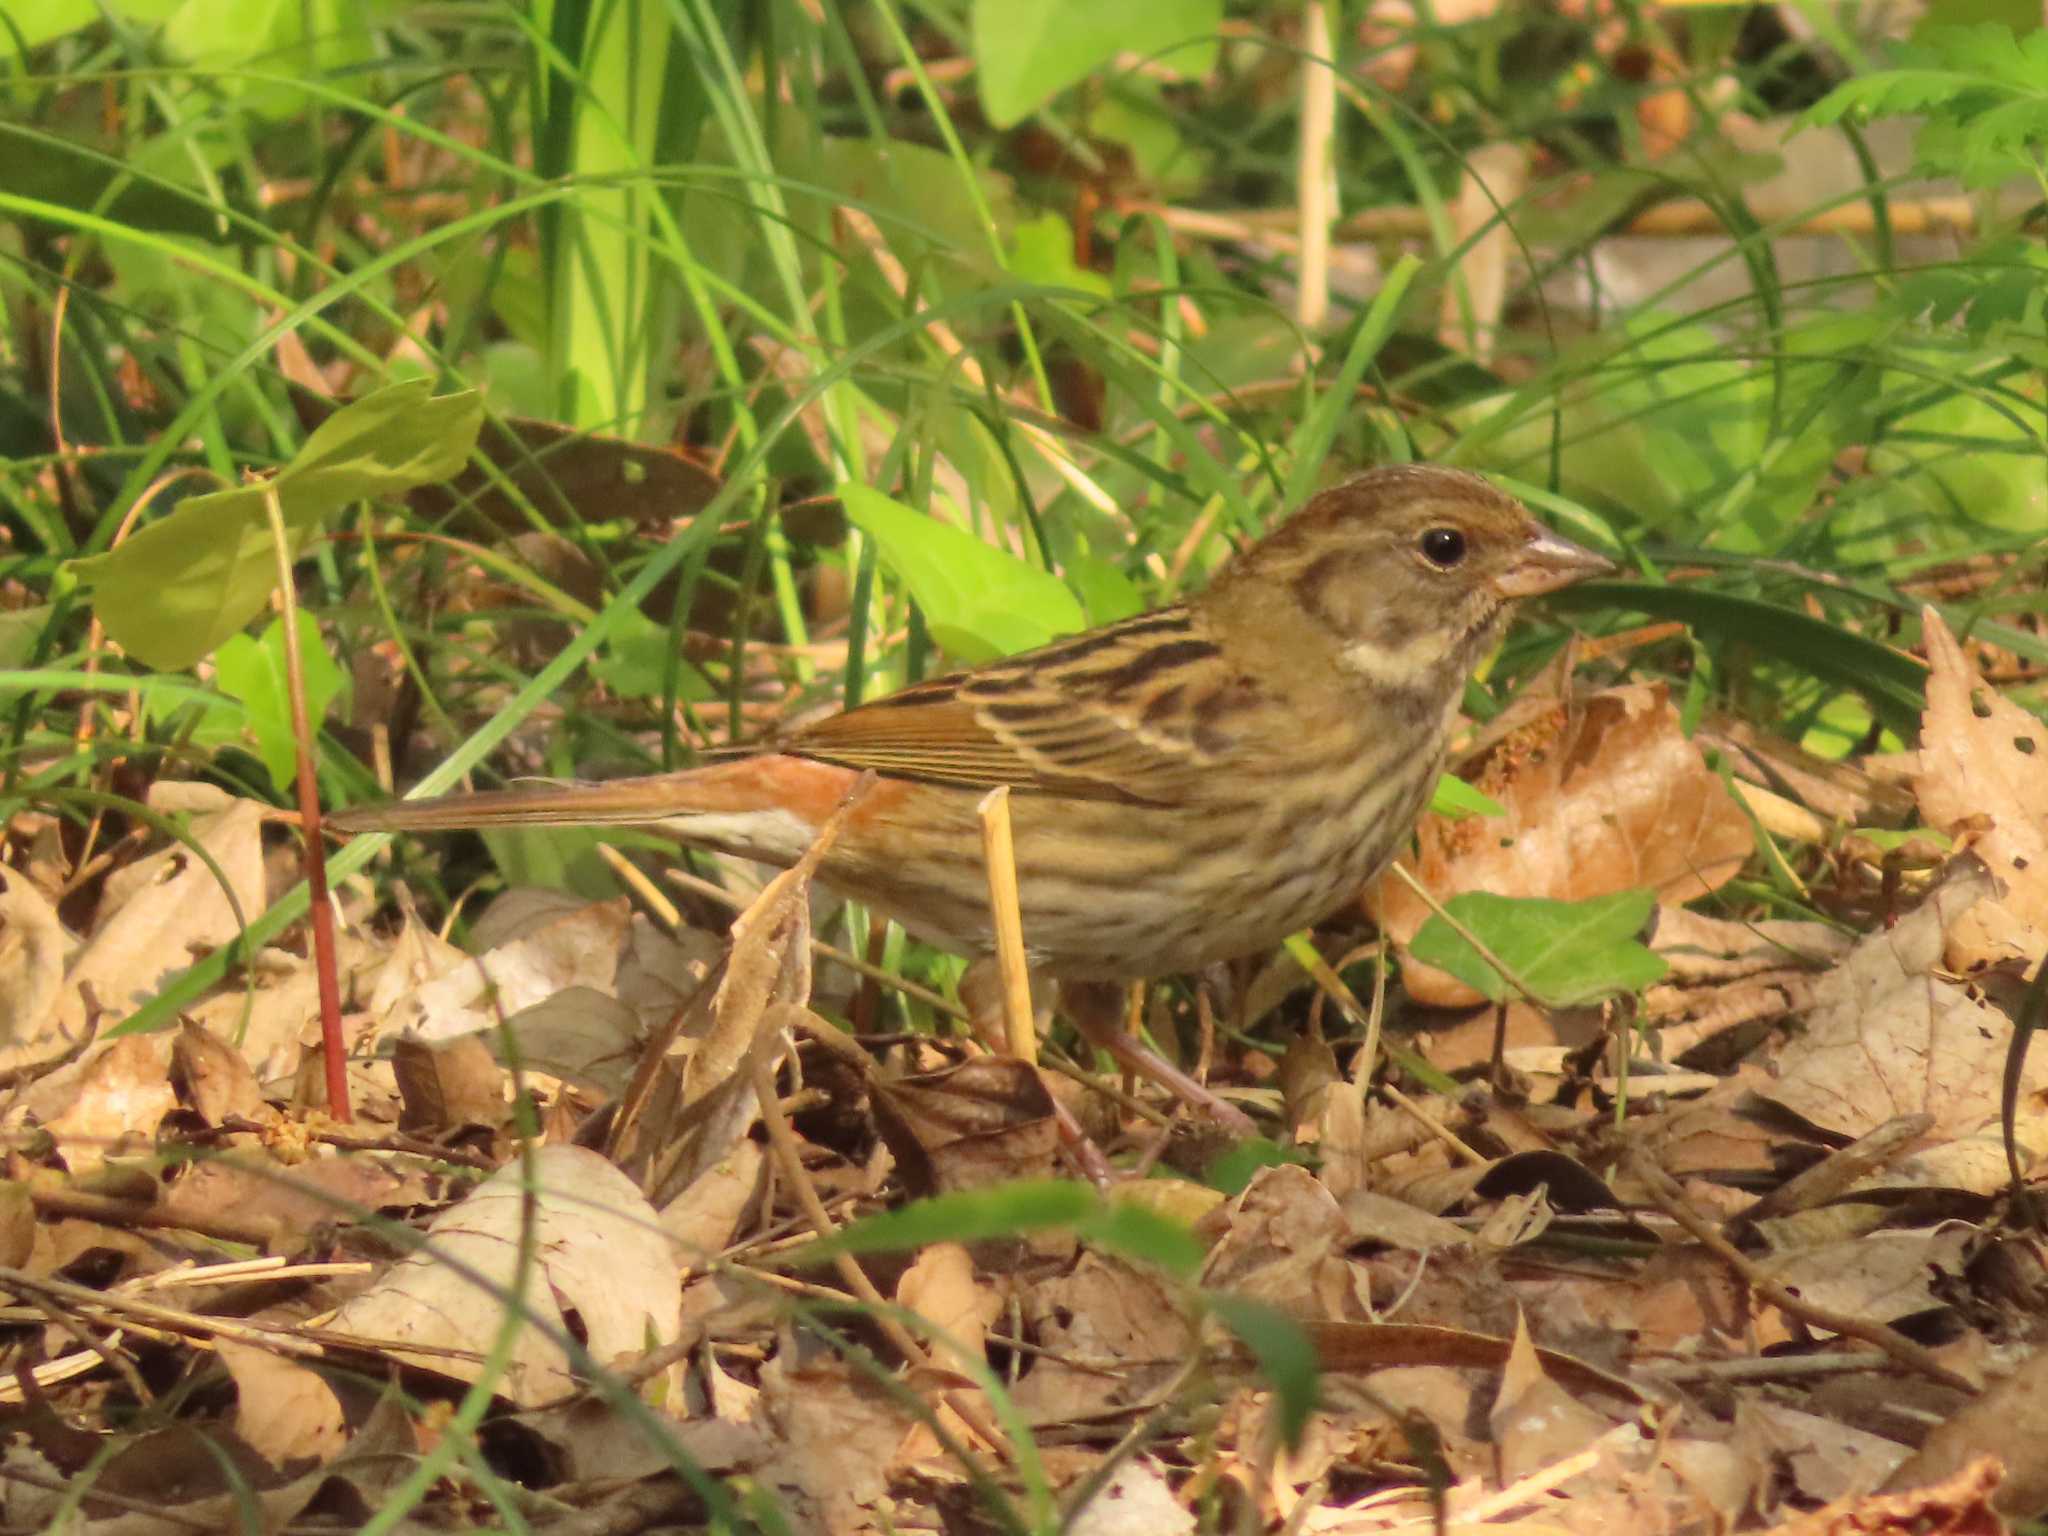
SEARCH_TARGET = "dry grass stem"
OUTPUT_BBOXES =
[976,786,1039,1064]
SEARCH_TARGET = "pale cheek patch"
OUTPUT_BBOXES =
[1337,626,1455,686]
[652,807,820,864]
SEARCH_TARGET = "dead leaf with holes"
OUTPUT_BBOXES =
[1368,683,1753,1006]
[326,1145,680,1406]
[1914,605,2048,979]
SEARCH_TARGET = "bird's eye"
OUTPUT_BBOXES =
[1419,526,1467,568]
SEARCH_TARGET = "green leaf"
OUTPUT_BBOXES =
[1429,774,1505,820]
[1803,25,2048,187]
[1205,1295,1319,1449]
[974,0,1221,128]
[1202,1139,1311,1196]
[68,383,483,670]
[1008,212,1113,297]
[1409,889,1668,1007]
[211,614,348,795]
[0,607,52,669]
[794,1181,1097,1263]
[588,610,716,701]
[162,0,377,119]
[1075,1196,1205,1279]
[791,1180,1203,1279]
[839,484,1084,662]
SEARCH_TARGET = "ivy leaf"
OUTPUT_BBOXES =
[1409,889,1668,1008]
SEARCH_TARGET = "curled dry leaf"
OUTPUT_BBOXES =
[326,1145,680,1406]
[1913,605,2048,978]
[1368,683,1752,1007]
[392,1033,506,1135]
[172,1019,268,1125]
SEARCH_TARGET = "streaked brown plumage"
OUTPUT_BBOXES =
[334,465,1611,1125]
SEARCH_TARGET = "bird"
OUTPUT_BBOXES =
[332,465,1613,1132]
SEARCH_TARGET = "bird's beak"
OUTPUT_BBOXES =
[1492,525,1616,598]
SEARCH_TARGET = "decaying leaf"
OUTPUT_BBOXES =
[217,1340,347,1469]
[1756,858,2048,1163]
[326,1145,681,1406]
[42,1035,177,1175]
[872,1055,1063,1195]
[384,896,633,1042]
[0,866,66,1045]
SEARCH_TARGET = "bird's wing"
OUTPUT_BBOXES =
[785,607,1263,803]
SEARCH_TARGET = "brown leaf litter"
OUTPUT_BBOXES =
[6,627,2048,1533]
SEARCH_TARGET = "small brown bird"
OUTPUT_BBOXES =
[334,466,1611,1129]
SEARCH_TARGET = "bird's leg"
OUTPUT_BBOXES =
[1060,980,1257,1138]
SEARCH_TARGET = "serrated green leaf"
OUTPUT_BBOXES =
[1409,889,1668,1007]
[68,383,482,670]
[211,613,347,795]
[840,484,1084,662]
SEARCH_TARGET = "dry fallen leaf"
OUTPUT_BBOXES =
[388,896,633,1042]
[327,1145,680,1406]
[0,865,66,1045]
[1755,859,2048,1164]
[217,1339,347,1469]
[1913,605,2048,978]
[42,1035,177,1175]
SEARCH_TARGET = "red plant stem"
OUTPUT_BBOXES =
[262,487,351,1121]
